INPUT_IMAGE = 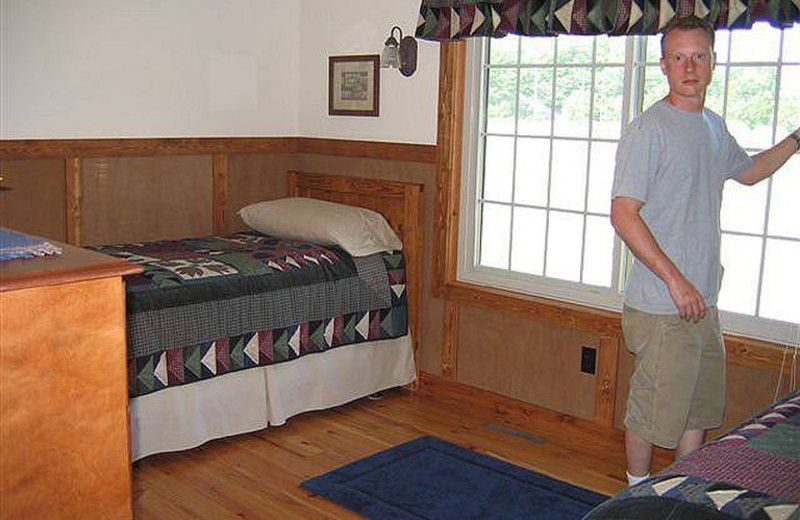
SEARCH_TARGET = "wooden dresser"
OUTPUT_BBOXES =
[0,236,141,519]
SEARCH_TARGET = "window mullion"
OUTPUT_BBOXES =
[579,38,599,284]
[623,36,646,125]
[543,39,560,277]
[477,41,491,268]
[720,31,732,119]
[507,38,523,271]
[613,36,646,293]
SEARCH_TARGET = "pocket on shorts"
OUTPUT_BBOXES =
[622,306,656,355]
[658,313,686,334]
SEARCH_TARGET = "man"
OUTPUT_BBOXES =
[611,15,800,486]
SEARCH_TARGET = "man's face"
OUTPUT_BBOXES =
[660,28,715,105]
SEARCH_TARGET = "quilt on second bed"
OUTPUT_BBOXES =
[90,230,408,397]
[583,390,800,520]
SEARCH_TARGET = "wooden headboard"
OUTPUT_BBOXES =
[287,171,424,384]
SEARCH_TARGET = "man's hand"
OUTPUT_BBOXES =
[736,127,800,185]
[667,274,706,322]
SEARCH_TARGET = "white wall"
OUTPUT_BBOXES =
[297,0,439,144]
[0,0,439,144]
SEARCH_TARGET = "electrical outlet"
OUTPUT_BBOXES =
[580,346,597,374]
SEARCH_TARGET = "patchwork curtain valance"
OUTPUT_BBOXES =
[415,0,800,39]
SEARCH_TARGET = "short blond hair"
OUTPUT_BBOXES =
[660,16,715,57]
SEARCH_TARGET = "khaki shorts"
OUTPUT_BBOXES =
[622,305,725,449]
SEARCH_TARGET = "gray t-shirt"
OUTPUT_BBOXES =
[612,100,752,314]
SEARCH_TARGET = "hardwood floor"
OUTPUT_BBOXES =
[132,376,673,519]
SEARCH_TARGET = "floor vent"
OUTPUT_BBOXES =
[484,422,546,445]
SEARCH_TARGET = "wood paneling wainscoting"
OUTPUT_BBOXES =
[1,133,795,439]
[0,137,436,246]
[0,158,66,241]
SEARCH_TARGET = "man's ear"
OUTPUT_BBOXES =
[660,57,667,75]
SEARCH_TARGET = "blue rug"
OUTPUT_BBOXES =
[301,435,608,520]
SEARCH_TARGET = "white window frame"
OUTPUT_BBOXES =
[459,36,631,311]
[459,32,800,346]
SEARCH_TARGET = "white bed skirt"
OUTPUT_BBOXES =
[130,335,415,461]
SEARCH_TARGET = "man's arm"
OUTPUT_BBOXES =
[610,196,706,322]
[736,128,800,186]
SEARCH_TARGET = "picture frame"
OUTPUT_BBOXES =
[328,55,380,117]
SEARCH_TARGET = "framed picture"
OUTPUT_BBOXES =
[328,55,380,117]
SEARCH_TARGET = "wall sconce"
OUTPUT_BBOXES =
[380,26,417,77]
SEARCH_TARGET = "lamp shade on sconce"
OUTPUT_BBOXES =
[381,29,400,69]
[380,26,417,77]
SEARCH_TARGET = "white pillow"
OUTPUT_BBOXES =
[238,197,402,257]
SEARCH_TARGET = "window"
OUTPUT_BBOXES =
[460,24,800,344]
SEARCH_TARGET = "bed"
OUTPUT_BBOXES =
[89,171,423,461]
[583,390,800,520]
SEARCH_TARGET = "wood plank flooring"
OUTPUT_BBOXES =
[132,376,673,519]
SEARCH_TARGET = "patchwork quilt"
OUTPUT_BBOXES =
[89,231,408,397]
[583,391,800,520]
